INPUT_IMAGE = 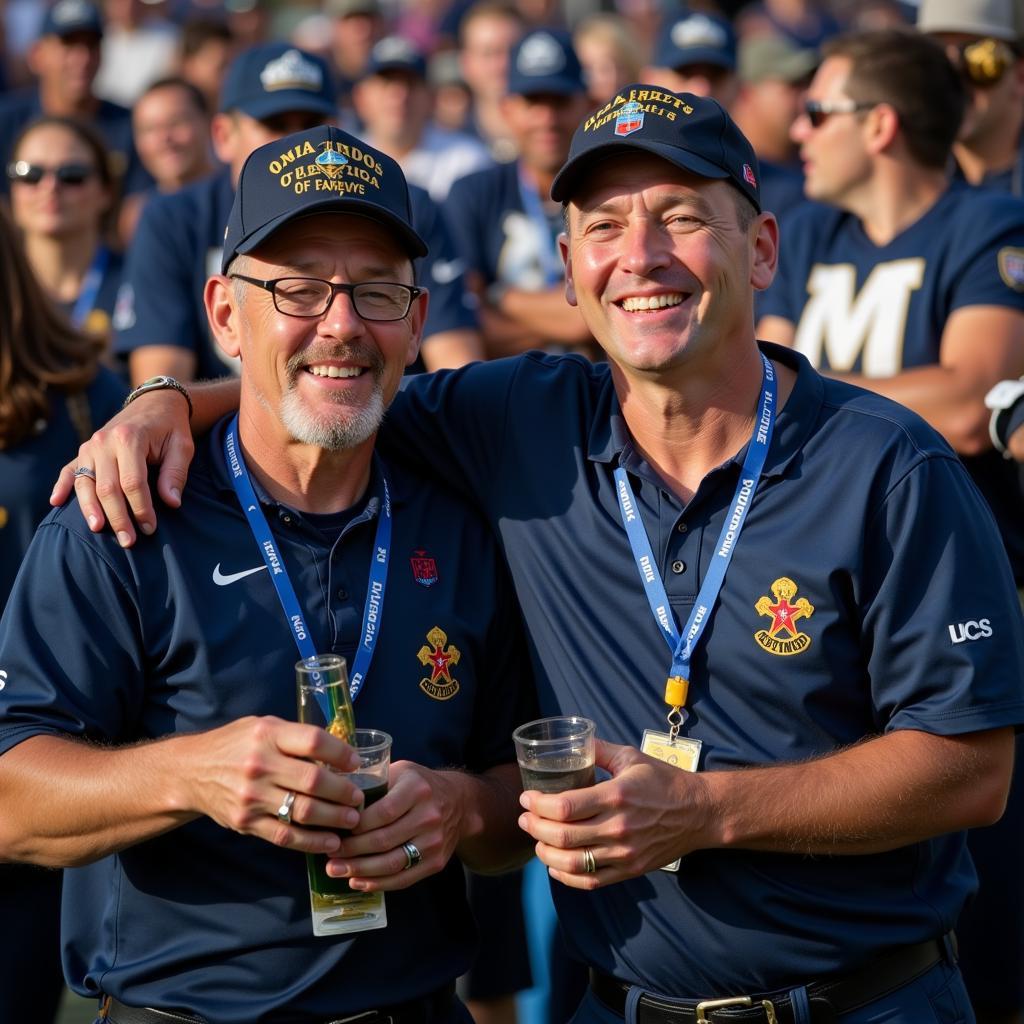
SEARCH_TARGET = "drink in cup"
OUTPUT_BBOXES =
[513,716,596,794]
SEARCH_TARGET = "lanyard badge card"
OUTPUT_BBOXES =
[616,355,777,873]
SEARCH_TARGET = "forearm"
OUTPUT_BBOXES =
[499,287,592,344]
[446,763,531,872]
[0,734,196,867]
[705,727,1014,855]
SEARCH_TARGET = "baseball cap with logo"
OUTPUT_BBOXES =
[507,30,585,96]
[917,0,1020,43]
[219,43,337,120]
[222,125,427,273]
[550,85,760,212]
[366,36,428,78]
[41,0,103,38]
[654,11,737,72]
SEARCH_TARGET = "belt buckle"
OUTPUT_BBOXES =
[695,997,778,1024]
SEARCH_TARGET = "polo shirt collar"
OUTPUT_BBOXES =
[585,341,822,482]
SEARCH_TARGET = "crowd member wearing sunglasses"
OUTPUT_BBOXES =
[758,30,1024,1024]
[8,116,125,364]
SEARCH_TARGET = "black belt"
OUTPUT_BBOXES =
[102,982,456,1024]
[589,935,950,1024]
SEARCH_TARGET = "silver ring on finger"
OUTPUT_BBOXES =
[582,847,597,874]
[73,466,97,481]
[401,841,422,870]
[276,790,296,824]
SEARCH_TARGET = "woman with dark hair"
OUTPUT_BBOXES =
[7,115,125,357]
[0,202,126,1022]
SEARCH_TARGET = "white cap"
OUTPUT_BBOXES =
[917,0,1021,43]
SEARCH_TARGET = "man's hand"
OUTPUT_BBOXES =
[1009,422,1024,461]
[327,761,467,891]
[517,739,715,890]
[51,391,194,547]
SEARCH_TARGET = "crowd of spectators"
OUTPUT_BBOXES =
[1,0,1023,1022]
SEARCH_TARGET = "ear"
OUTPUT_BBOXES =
[864,102,899,156]
[205,275,243,360]
[404,288,430,366]
[210,113,236,165]
[750,212,779,293]
[559,230,578,307]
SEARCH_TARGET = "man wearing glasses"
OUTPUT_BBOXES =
[0,125,530,1022]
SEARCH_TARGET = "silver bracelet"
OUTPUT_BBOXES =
[122,375,194,419]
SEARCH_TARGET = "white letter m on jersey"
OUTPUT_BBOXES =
[794,259,925,376]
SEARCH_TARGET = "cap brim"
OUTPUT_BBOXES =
[663,47,735,71]
[551,138,732,203]
[227,91,337,119]
[227,198,427,273]
[509,77,584,97]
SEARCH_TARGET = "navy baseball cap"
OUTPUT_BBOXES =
[507,30,585,96]
[222,125,427,272]
[550,85,761,212]
[219,43,336,120]
[654,11,737,71]
[366,36,427,78]
[41,0,103,38]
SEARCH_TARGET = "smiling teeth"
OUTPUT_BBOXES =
[621,293,685,312]
[308,366,363,378]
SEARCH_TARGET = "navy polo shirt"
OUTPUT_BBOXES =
[380,343,1024,994]
[0,367,126,616]
[0,418,531,1020]
[760,183,1024,582]
[0,87,152,196]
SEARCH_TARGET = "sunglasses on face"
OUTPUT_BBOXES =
[6,161,96,186]
[803,99,875,128]
[955,38,1018,88]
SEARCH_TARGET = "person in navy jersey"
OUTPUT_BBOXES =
[0,0,150,202]
[0,125,530,1023]
[0,205,126,1024]
[57,88,1024,1024]
[758,28,1024,581]
[443,28,594,359]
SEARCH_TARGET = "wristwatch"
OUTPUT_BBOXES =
[984,378,1024,455]
[122,375,194,419]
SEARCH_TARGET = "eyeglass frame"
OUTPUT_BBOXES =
[803,99,876,129]
[6,160,97,186]
[229,274,423,322]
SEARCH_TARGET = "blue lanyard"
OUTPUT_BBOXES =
[223,415,392,717]
[614,353,777,706]
[71,246,109,329]
[517,163,563,287]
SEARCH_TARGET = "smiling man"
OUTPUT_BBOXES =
[0,125,530,1023]
[51,89,1024,1024]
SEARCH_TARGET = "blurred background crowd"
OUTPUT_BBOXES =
[1,0,1022,1022]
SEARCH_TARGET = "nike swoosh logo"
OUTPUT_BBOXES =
[212,563,268,586]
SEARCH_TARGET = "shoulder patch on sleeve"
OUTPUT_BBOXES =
[997,247,1024,291]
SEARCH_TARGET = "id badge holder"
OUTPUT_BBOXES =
[640,729,702,873]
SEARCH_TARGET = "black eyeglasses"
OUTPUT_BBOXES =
[803,99,875,129]
[230,275,422,321]
[6,160,96,186]
[955,38,1018,88]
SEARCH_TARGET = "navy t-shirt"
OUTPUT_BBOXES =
[0,367,126,615]
[760,184,1024,581]
[0,420,532,1019]
[0,87,152,196]
[378,344,1024,993]
[114,173,476,379]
